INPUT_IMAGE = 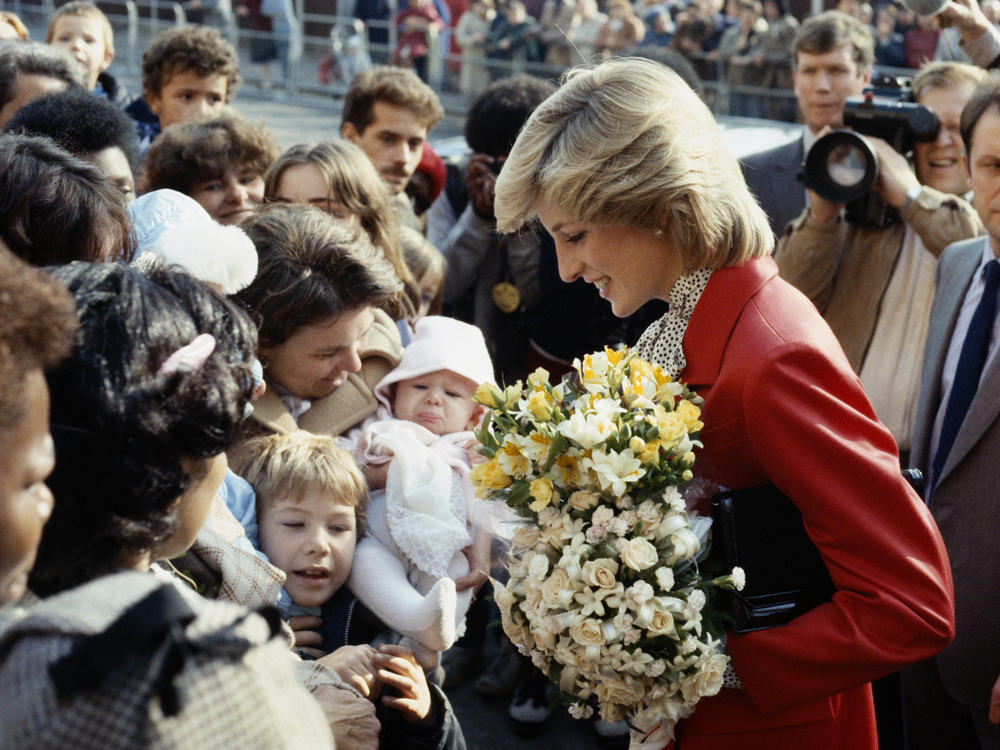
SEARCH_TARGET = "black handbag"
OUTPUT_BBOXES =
[709,470,923,634]
[710,484,835,634]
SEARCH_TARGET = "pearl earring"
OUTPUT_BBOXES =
[654,229,664,236]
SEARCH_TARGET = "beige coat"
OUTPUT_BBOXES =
[775,186,983,371]
[241,308,402,443]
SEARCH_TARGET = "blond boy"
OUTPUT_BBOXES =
[233,431,462,746]
[46,2,114,92]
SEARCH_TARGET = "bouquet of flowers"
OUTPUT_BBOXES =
[470,347,744,743]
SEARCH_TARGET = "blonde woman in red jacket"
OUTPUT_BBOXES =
[493,57,955,750]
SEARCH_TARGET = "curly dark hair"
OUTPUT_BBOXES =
[141,25,240,101]
[235,203,403,348]
[29,263,257,596]
[0,243,76,431]
[464,74,556,157]
[0,133,135,264]
[5,89,140,173]
[143,111,279,195]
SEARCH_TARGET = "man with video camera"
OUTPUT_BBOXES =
[742,10,873,238]
[776,60,985,465]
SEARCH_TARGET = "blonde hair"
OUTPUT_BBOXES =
[399,226,446,317]
[46,1,113,54]
[913,60,986,102]
[494,57,773,270]
[1,12,30,41]
[233,431,369,535]
[264,140,418,321]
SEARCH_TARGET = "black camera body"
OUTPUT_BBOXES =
[802,75,940,228]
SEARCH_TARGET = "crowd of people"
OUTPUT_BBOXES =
[2,0,1000,748]
[340,0,1000,108]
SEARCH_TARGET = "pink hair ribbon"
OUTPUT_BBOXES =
[158,333,217,376]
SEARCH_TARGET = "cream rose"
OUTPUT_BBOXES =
[527,552,550,580]
[621,537,659,571]
[594,678,647,709]
[667,528,701,563]
[682,653,728,701]
[567,490,600,511]
[511,524,541,549]
[542,567,572,607]
[582,558,619,589]
[569,617,606,648]
[646,602,676,635]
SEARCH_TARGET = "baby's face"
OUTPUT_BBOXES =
[258,491,357,608]
[393,370,480,435]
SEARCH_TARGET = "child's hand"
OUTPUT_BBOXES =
[319,644,381,698]
[363,461,390,490]
[373,644,434,725]
[289,615,325,659]
[455,527,490,592]
[464,437,486,466]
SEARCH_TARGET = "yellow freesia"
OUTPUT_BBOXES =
[605,346,626,366]
[498,440,531,478]
[675,399,704,433]
[639,439,661,465]
[652,404,688,448]
[470,458,512,496]
[526,390,554,421]
[529,477,554,512]
[527,367,550,389]
[554,453,582,487]
[474,382,503,408]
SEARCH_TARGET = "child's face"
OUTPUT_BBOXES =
[258,491,358,608]
[146,70,227,128]
[415,268,441,320]
[0,370,55,606]
[393,370,480,435]
[189,164,264,225]
[49,15,113,90]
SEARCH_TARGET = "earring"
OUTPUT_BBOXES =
[654,229,664,236]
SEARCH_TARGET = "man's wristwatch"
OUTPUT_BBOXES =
[904,184,923,208]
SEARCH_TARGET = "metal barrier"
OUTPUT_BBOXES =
[14,0,915,120]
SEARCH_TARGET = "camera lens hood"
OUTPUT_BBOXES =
[803,130,878,204]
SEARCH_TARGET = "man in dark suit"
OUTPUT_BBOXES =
[906,74,1000,750]
[740,10,872,238]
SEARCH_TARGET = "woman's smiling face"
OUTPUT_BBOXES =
[260,306,374,400]
[535,203,683,317]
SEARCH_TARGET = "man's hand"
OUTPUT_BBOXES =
[807,189,844,223]
[374,644,435,725]
[465,154,501,220]
[290,614,325,659]
[318,644,380,698]
[990,673,1000,724]
[868,136,921,209]
[311,684,381,750]
[940,0,994,44]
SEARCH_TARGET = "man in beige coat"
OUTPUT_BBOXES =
[776,61,985,462]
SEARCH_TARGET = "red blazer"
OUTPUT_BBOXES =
[672,256,955,749]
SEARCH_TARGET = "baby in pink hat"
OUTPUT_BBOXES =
[342,316,504,669]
